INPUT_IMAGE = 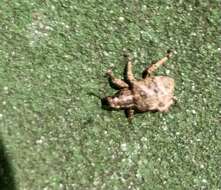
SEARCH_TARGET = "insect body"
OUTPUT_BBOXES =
[101,51,176,121]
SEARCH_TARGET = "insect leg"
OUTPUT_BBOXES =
[143,50,173,78]
[106,69,129,89]
[125,56,135,83]
[125,108,134,123]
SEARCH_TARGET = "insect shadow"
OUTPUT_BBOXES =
[0,137,17,190]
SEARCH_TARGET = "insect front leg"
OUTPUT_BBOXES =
[106,69,129,89]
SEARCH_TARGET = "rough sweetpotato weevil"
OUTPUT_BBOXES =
[101,50,177,122]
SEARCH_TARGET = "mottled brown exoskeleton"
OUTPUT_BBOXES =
[101,50,176,122]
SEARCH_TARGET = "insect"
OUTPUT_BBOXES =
[101,50,176,122]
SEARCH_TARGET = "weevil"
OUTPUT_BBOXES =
[101,50,176,122]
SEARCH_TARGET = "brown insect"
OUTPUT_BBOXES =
[101,50,177,122]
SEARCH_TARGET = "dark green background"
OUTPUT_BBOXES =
[0,0,220,189]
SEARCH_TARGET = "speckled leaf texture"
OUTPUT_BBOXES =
[0,0,220,189]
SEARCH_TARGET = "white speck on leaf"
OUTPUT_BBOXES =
[121,143,127,151]
[36,139,43,144]
[118,16,125,22]
[142,5,147,10]
[3,86,8,91]
[192,110,196,114]
[162,125,168,131]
